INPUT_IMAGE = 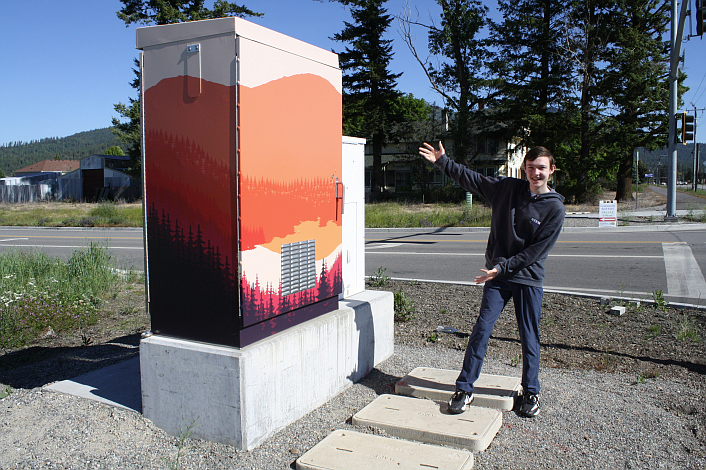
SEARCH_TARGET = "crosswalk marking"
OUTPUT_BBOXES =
[662,243,706,298]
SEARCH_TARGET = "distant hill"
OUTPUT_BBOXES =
[637,144,704,169]
[0,128,127,176]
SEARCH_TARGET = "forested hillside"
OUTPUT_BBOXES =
[0,128,126,175]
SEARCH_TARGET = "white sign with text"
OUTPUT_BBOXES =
[599,200,618,227]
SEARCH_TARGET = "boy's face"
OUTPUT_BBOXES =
[524,156,556,194]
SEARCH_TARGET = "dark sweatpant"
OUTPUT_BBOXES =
[456,278,543,396]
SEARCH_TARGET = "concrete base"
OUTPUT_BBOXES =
[296,429,474,470]
[139,290,393,451]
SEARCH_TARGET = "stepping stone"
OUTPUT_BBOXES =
[395,367,521,411]
[352,394,502,452]
[296,429,474,470]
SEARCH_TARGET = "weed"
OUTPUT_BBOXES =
[541,317,555,326]
[0,385,12,399]
[594,350,617,371]
[118,297,138,315]
[614,282,628,306]
[652,289,667,311]
[427,332,439,342]
[163,417,199,470]
[440,308,447,315]
[645,324,661,340]
[510,353,522,367]
[81,333,93,347]
[394,290,416,322]
[676,316,701,342]
[637,371,659,384]
[369,266,390,287]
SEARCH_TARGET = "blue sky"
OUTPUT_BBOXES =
[1,0,704,147]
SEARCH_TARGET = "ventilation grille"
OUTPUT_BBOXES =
[281,240,316,296]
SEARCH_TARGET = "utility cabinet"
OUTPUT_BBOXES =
[137,17,342,347]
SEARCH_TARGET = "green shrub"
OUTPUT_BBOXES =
[0,244,120,349]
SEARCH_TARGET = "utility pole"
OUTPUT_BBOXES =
[635,150,639,210]
[693,106,702,191]
[667,0,689,221]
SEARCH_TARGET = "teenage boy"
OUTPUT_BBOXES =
[418,141,565,418]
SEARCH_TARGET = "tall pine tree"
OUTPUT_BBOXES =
[332,0,403,198]
[489,0,574,154]
[601,0,671,201]
[400,0,491,166]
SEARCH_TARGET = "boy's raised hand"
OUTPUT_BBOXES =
[419,141,445,163]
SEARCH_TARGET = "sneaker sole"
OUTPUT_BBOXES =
[520,408,540,418]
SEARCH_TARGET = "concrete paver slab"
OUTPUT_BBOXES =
[395,367,521,411]
[352,394,502,452]
[296,429,474,470]
[44,357,141,412]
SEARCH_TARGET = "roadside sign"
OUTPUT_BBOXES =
[645,173,654,177]
[599,200,617,227]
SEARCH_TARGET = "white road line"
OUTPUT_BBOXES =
[366,243,403,249]
[662,243,706,298]
[366,251,661,258]
[0,244,140,250]
[0,238,29,242]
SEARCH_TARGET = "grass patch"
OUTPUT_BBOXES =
[0,244,125,349]
[0,201,142,227]
[366,202,491,228]
[677,187,706,198]
[676,316,701,343]
[645,324,661,340]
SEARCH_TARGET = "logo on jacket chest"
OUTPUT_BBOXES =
[530,217,541,226]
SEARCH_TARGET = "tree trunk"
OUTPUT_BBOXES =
[615,158,634,202]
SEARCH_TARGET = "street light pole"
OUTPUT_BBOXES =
[667,0,689,221]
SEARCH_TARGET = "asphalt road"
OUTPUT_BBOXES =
[366,226,706,306]
[2,224,705,307]
[650,184,706,210]
[0,226,145,272]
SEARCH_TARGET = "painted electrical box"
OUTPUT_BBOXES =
[136,18,342,347]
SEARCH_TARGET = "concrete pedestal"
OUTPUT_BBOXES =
[139,290,393,450]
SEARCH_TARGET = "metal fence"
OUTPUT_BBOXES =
[0,180,142,203]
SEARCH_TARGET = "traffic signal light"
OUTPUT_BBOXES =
[698,0,706,36]
[682,112,695,144]
[675,113,683,144]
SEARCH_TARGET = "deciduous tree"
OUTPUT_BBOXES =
[400,0,491,166]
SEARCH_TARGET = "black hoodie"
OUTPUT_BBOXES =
[435,154,565,287]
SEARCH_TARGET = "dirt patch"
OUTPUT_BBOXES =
[564,187,667,213]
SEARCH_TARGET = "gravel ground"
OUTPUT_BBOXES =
[0,341,704,469]
[1,274,704,470]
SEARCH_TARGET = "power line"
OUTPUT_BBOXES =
[689,72,706,104]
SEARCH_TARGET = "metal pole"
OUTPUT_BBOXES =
[667,0,689,221]
[694,106,699,191]
[635,150,639,210]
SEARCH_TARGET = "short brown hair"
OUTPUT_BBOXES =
[523,146,555,168]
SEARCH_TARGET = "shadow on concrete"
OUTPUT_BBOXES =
[46,356,141,412]
[0,333,141,390]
